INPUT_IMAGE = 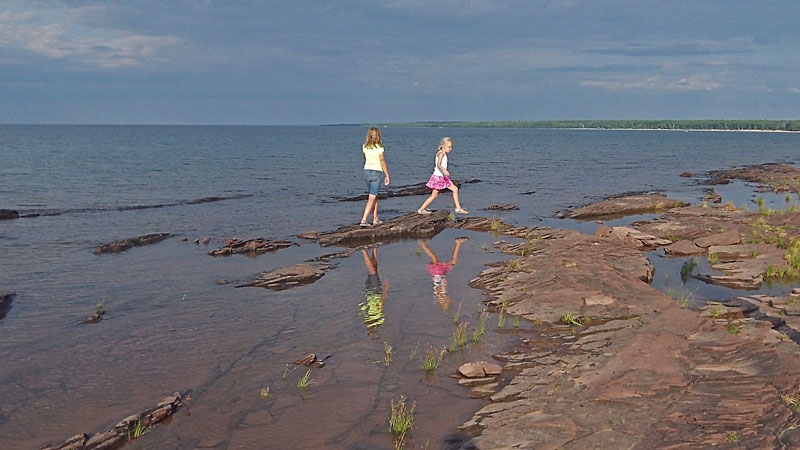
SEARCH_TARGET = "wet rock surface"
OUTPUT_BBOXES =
[318,210,451,247]
[456,219,800,449]
[485,203,519,211]
[94,233,171,255]
[42,393,184,450]
[567,193,687,220]
[706,162,800,189]
[208,237,293,256]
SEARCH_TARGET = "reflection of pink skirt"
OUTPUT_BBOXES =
[426,174,452,190]
[427,262,453,277]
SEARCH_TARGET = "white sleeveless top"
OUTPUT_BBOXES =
[433,151,448,176]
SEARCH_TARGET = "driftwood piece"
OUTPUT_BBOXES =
[338,179,480,202]
[42,392,184,450]
[568,194,686,220]
[317,210,451,247]
[208,238,292,256]
[93,233,171,255]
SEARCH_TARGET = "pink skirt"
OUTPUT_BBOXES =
[426,174,452,190]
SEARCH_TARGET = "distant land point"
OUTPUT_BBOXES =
[372,120,800,132]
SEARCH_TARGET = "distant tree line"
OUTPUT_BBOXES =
[383,120,800,131]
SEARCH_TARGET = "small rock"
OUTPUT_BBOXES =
[194,239,200,244]
[297,231,319,240]
[458,361,502,378]
[180,237,188,242]
[202,237,211,245]
[679,171,693,177]
[0,209,19,220]
[216,279,229,285]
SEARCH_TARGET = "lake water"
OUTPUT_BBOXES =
[1,125,799,449]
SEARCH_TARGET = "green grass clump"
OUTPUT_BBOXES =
[129,418,150,441]
[297,369,314,390]
[472,312,488,343]
[707,252,720,264]
[450,323,468,350]
[422,346,445,372]
[562,312,582,327]
[389,396,416,449]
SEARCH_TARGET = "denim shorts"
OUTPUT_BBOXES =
[364,169,383,195]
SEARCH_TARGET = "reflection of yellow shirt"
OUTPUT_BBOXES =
[360,293,385,329]
[363,145,385,172]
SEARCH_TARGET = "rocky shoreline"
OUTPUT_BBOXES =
[449,163,800,448]
[34,162,800,449]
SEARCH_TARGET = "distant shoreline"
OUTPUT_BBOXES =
[374,120,800,132]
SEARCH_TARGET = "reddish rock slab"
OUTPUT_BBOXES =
[694,229,741,247]
[458,361,503,378]
[706,163,800,190]
[317,210,450,247]
[239,262,332,291]
[42,392,184,450]
[568,194,687,220]
[664,239,705,256]
[457,218,800,449]
[297,231,319,240]
[208,238,292,256]
[93,233,171,255]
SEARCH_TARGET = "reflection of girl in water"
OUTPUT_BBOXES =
[360,247,388,334]
[418,237,468,311]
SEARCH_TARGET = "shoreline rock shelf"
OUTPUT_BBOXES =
[317,210,451,247]
[567,193,686,220]
[208,237,292,256]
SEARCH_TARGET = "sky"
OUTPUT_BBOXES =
[1,0,799,125]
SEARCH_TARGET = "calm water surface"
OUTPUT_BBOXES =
[0,126,798,449]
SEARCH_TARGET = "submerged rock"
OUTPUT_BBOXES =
[338,179,480,202]
[94,233,171,255]
[485,203,519,211]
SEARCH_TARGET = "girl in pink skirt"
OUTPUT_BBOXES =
[416,137,469,215]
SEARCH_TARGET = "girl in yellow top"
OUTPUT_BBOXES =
[360,127,390,226]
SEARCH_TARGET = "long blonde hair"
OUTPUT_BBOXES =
[364,127,383,149]
[438,137,453,152]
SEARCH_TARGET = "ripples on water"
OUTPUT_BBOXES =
[0,125,798,448]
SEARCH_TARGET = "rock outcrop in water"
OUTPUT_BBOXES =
[94,233,171,255]
[0,209,19,220]
[0,291,14,320]
[567,193,686,219]
[318,210,451,247]
[42,392,184,450]
[208,237,293,256]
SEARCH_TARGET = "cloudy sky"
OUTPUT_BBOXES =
[2,0,799,125]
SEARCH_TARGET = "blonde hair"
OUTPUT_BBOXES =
[438,137,453,151]
[364,127,383,149]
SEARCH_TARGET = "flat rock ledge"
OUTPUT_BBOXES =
[94,233,171,255]
[318,210,450,247]
[239,248,357,291]
[567,193,687,220]
[42,392,183,450]
[455,218,800,449]
[706,163,800,190]
[208,238,292,256]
